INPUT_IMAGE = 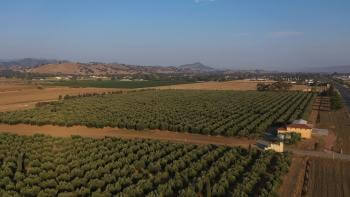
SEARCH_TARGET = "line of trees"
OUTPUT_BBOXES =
[257,81,292,91]
[321,84,343,110]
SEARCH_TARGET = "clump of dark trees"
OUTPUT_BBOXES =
[257,81,292,91]
[321,84,343,110]
[0,70,54,80]
[284,133,301,145]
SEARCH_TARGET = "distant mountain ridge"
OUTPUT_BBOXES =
[178,62,215,73]
[0,58,218,75]
[0,58,69,67]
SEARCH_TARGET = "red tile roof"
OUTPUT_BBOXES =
[277,127,287,131]
[287,124,312,129]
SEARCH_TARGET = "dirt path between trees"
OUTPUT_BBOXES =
[2,124,350,161]
[0,124,255,147]
[278,156,307,197]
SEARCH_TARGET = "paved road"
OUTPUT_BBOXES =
[285,148,350,161]
[334,82,350,110]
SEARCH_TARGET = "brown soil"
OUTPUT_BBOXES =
[324,131,337,151]
[0,78,36,92]
[279,156,308,197]
[0,124,255,147]
[305,158,350,197]
[293,138,322,151]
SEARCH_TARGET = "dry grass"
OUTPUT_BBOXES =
[0,79,121,112]
[0,78,36,92]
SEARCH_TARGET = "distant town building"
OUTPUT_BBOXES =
[120,78,132,81]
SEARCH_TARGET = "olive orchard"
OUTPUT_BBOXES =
[0,133,291,197]
[0,90,315,137]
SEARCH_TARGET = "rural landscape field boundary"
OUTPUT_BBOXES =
[1,123,350,162]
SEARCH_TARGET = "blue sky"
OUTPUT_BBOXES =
[0,0,350,70]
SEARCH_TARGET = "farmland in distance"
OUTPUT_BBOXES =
[0,79,121,112]
[46,80,195,89]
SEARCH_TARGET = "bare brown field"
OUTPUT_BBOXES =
[0,78,37,92]
[0,124,255,147]
[0,79,121,112]
[305,158,350,197]
[156,80,275,90]
[279,156,307,197]
[156,80,308,91]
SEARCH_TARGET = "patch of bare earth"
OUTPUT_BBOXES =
[0,78,37,92]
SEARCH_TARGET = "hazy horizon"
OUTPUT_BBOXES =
[1,0,350,71]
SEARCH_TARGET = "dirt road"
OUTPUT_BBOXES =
[285,148,350,161]
[278,156,307,197]
[1,123,350,161]
[0,124,255,147]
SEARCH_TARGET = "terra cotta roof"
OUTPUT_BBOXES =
[287,124,312,129]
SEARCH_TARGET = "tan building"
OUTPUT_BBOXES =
[257,140,284,152]
[278,124,312,139]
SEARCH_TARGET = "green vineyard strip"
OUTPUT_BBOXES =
[0,133,291,197]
